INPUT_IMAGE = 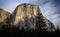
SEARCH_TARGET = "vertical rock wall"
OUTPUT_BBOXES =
[11,4,55,31]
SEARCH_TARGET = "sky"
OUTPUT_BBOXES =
[0,0,60,28]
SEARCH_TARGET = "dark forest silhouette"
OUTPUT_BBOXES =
[0,24,60,37]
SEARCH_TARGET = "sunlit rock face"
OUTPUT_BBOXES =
[0,8,10,23]
[11,3,55,32]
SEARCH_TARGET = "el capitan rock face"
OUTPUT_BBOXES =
[11,4,55,32]
[0,8,10,23]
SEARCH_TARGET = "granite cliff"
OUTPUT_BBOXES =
[10,4,55,32]
[0,8,10,24]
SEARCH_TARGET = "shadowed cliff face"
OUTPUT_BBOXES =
[0,9,10,23]
[11,4,55,32]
